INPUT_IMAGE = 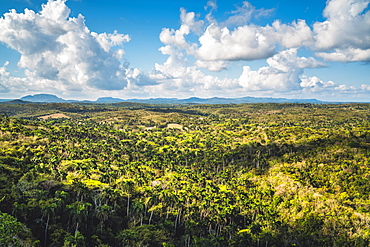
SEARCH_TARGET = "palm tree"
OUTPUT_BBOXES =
[66,201,92,235]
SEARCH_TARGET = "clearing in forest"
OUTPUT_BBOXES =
[38,113,70,119]
[167,123,183,130]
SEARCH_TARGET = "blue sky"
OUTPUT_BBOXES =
[0,0,369,101]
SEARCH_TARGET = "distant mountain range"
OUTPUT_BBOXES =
[0,93,332,104]
[20,94,68,103]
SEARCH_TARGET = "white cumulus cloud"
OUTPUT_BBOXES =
[152,0,369,100]
[300,76,336,93]
[0,0,132,92]
[150,42,239,97]
[196,24,276,62]
[162,2,316,72]
[267,20,314,48]
[194,60,229,72]
[315,47,370,62]
[238,48,326,91]
[0,62,29,94]
[313,0,370,62]
[161,0,370,73]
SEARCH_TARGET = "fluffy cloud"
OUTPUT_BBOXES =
[194,17,314,63]
[154,2,360,98]
[194,60,229,71]
[0,62,29,94]
[196,24,276,62]
[300,76,336,92]
[194,2,277,65]
[0,0,131,92]
[152,46,332,97]
[158,5,276,72]
[152,0,369,100]
[159,8,202,53]
[126,68,158,87]
[267,20,314,48]
[150,43,239,97]
[0,68,10,93]
[335,84,357,91]
[161,2,315,72]
[161,0,370,74]
[238,49,325,91]
[315,48,370,62]
[313,0,370,61]
[361,84,370,90]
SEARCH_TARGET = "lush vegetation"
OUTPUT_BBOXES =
[0,102,369,246]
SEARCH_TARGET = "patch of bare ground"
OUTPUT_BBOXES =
[38,113,70,119]
[167,123,183,130]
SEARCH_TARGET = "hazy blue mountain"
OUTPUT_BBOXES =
[0,99,33,104]
[21,94,67,103]
[124,97,323,104]
[96,97,126,103]
[0,93,328,104]
[0,99,14,102]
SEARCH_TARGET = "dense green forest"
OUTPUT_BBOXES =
[0,102,369,246]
